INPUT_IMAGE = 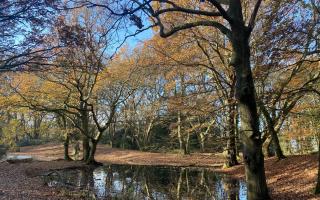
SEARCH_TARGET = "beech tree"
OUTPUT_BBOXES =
[143,32,239,164]
[251,0,320,160]
[6,7,130,164]
[191,31,239,166]
[8,48,138,164]
[1,0,319,198]
[82,1,269,198]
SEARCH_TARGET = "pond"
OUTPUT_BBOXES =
[44,164,247,200]
[6,155,32,160]
[6,155,33,163]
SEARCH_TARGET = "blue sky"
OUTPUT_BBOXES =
[125,27,154,49]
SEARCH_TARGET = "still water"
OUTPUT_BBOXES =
[45,164,247,200]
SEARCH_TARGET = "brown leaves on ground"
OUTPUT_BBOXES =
[217,155,319,200]
[3,144,320,200]
[0,160,86,200]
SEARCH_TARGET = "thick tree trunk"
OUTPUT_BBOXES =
[80,101,90,161]
[82,136,90,161]
[262,136,273,158]
[33,115,42,139]
[60,115,71,161]
[231,24,269,199]
[270,127,286,159]
[225,103,239,167]
[86,139,100,165]
[260,102,286,159]
[315,135,320,194]
[80,102,91,161]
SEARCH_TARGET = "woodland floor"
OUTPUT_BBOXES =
[0,143,318,200]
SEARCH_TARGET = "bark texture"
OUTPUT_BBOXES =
[229,11,269,198]
[315,137,320,194]
[86,139,100,165]
[259,102,286,160]
[262,137,273,158]
[225,102,239,167]
[63,135,71,161]
[82,136,90,161]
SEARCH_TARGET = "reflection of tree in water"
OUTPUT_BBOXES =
[175,168,210,199]
[222,177,239,200]
[45,165,245,199]
[79,168,94,189]
[116,166,243,200]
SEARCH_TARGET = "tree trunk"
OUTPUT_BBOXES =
[144,118,154,146]
[184,131,190,155]
[33,115,42,139]
[270,127,286,159]
[60,115,71,161]
[199,132,205,152]
[231,23,269,199]
[86,139,100,165]
[262,136,273,158]
[315,134,320,194]
[177,110,184,154]
[260,102,286,160]
[80,102,90,161]
[109,123,114,147]
[235,108,241,156]
[64,134,71,161]
[82,136,90,161]
[225,103,239,167]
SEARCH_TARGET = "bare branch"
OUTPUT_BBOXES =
[152,0,222,17]
[248,0,263,30]
[207,0,233,22]
[158,20,231,38]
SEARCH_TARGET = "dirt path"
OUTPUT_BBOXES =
[1,143,319,200]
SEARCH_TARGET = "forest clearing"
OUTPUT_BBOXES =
[0,0,319,200]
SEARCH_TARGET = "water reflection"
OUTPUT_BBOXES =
[45,164,247,200]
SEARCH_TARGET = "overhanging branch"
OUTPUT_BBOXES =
[158,20,232,39]
[248,0,262,30]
